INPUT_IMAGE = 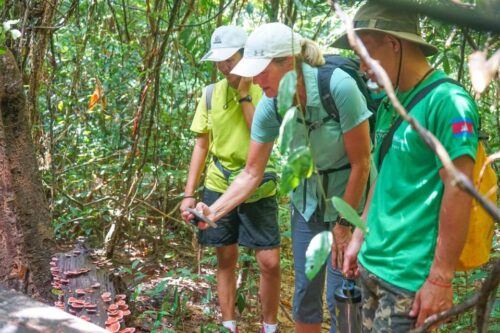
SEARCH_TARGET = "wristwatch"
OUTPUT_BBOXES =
[238,95,252,104]
[336,216,351,227]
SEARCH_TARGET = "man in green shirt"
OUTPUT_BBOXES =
[180,26,280,333]
[334,1,478,331]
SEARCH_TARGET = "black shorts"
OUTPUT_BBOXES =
[198,189,280,249]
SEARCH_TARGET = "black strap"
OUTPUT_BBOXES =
[317,58,342,123]
[377,78,460,169]
[213,156,277,185]
[318,163,351,175]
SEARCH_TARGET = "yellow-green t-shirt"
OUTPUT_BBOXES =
[190,79,276,200]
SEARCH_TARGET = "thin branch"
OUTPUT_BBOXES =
[176,0,234,28]
[476,259,500,331]
[330,1,500,222]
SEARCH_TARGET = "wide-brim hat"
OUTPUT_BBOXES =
[332,1,438,56]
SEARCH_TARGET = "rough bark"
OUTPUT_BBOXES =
[0,50,55,300]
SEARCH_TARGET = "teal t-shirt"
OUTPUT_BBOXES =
[359,70,479,292]
[251,63,371,222]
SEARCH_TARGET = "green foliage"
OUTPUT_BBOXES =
[331,197,368,234]
[277,70,297,117]
[305,230,333,280]
[278,107,299,154]
[279,146,314,194]
[1,0,495,330]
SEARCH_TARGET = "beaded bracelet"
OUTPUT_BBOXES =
[427,278,452,288]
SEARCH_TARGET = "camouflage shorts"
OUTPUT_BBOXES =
[359,265,416,333]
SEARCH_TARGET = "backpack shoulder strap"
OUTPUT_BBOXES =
[317,55,363,123]
[317,56,341,123]
[377,77,460,169]
[205,83,215,111]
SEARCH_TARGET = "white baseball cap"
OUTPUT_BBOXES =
[200,25,247,62]
[231,23,303,77]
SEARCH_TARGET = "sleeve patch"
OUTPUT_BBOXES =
[451,118,474,138]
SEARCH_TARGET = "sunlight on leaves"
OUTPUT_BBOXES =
[277,70,297,117]
[305,231,332,281]
[331,196,368,234]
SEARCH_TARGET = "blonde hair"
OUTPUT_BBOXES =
[300,38,325,67]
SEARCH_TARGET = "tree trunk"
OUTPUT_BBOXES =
[0,50,55,300]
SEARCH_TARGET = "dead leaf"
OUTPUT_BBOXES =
[88,78,106,110]
[469,50,500,95]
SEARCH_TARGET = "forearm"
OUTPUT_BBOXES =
[430,156,474,281]
[209,169,263,221]
[240,101,255,129]
[341,120,371,212]
[208,140,273,222]
[184,136,209,195]
[429,186,472,281]
[341,161,370,210]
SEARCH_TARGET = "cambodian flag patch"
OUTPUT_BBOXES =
[451,118,474,138]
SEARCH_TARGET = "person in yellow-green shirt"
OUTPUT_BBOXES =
[180,26,280,333]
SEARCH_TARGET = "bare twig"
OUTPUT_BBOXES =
[330,1,499,222]
[476,259,500,331]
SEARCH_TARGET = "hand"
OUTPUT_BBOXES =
[342,228,364,279]
[237,77,252,98]
[331,224,352,270]
[410,278,453,328]
[180,197,196,223]
[194,202,216,230]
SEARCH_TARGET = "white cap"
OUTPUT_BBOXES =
[200,26,247,62]
[231,23,303,77]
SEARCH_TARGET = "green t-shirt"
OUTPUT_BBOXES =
[190,79,276,200]
[359,70,479,292]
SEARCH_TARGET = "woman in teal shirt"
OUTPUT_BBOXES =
[188,22,372,333]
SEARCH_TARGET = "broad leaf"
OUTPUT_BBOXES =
[331,197,368,234]
[279,146,313,194]
[288,146,313,179]
[277,70,297,117]
[305,231,332,280]
[279,164,301,194]
[278,106,298,154]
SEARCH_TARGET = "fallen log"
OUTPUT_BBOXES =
[0,288,108,332]
[50,238,135,332]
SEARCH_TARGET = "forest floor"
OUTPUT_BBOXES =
[103,217,334,332]
[118,231,333,332]
[53,219,499,332]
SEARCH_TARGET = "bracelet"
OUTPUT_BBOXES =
[182,194,196,199]
[427,277,452,288]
